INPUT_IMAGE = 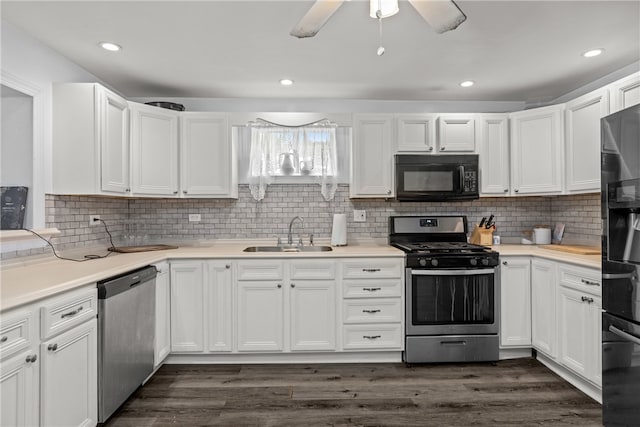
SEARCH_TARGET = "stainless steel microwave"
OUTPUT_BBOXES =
[395,154,479,201]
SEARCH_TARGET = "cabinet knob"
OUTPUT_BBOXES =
[173,191,178,194]
[25,354,37,363]
[504,189,508,193]
[277,284,282,288]
[502,261,508,265]
[428,147,434,152]
[291,283,295,288]
[1,336,7,343]
[125,188,131,192]
[183,190,188,194]
[441,147,446,151]
[48,343,58,351]
[514,189,519,193]
[225,264,231,269]
[387,190,392,195]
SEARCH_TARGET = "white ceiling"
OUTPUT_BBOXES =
[2,0,639,103]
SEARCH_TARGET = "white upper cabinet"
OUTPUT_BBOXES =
[395,114,436,152]
[564,88,609,193]
[180,113,237,198]
[53,83,130,195]
[609,71,640,113]
[130,103,179,196]
[351,114,394,198]
[437,114,477,152]
[478,114,510,196]
[509,105,564,195]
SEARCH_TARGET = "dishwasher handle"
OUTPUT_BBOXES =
[97,266,157,299]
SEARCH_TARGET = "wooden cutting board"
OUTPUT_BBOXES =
[540,244,600,255]
[108,244,178,253]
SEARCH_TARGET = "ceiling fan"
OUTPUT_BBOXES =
[290,0,467,39]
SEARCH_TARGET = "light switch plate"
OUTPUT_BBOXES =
[188,214,201,222]
[353,210,366,222]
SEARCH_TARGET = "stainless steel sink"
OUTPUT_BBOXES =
[243,245,333,253]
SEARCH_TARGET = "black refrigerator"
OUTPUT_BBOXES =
[601,103,640,425]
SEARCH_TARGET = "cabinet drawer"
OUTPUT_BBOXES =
[290,260,336,280]
[342,259,403,279]
[40,286,97,340]
[343,324,403,350]
[237,261,284,281]
[343,279,402,298]
[559,264,601,296]
[343,298,402,324]
[0,308,35,360]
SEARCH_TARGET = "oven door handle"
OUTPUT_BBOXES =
[409,269,495,276]
[609,325,640,346]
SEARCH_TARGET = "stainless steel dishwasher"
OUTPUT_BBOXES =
[97,265,157,423]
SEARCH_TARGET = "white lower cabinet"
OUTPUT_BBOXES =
[236,280,284,352]
[153,261,171,366]
[40,319,97,427]
[531,258,557,357]
[170,260,233,353]
[290,280,336,351]
[499,256,531,347]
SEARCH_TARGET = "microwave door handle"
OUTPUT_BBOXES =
[458,165,465,191]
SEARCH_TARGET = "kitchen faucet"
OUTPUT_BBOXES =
[288,216,304,245]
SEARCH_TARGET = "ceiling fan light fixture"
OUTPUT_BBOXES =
[582,48,604,58]
[460,80,475,87]
[369,0,399,19]
[99,41,121,52]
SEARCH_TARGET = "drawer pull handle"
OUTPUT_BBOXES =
[61,306,83,319]
[362,268,381,273]
[48,343,58,351]
[25,354,37,363]
[362,309,381,314]
[581,296,594,303]
[363,287,381,292]
[363,335,381,340]
[1,336,7,343]
[580,279,599,286]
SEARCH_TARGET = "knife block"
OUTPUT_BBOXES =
[470,225,494,246]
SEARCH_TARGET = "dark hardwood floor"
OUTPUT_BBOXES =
[105,358,602,426]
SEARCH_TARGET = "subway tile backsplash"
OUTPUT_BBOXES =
[2,186,601,260]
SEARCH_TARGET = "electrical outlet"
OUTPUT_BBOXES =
[353,210,366,222]
[188,214,201,222]
[89,215,101,226]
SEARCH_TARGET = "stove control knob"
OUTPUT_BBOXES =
[481,258,489,266]
[419,258,427,267]
[470,258,478,266]
[431,259,439,267]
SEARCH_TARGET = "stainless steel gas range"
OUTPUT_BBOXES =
[389,215,500,364]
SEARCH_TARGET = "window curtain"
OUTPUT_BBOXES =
[248,124,338,201]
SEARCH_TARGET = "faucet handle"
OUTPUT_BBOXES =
[309,234,314,246]
[275,236,282,246]
[298,236,304,247]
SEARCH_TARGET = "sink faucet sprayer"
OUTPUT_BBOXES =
[288,216,304,245]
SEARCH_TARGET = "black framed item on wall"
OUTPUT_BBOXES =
[1,186,28,229]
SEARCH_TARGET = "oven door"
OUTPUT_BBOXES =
[406,268,498,336]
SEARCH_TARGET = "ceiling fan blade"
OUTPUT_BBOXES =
[290,0,345,38]
[408,0,467,34]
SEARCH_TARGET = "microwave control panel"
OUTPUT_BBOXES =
[463,170,478,193]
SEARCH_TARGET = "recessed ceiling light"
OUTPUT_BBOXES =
[280,79,294,86]
[99,42,122,52]
[460,80,475,87]
[583,49,604,58]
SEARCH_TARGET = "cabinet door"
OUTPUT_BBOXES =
[40,319,97,427]
[510,105,563,195]
[558,286,590,378]
[500,257,531,347]
[170,262,205,352]
[0,350,38,427]
[531,259,557,357]
[437,115,476,152]
[181,113,237,198]
[130,103,179,196]
[237,281,283,352]
[100,88,130,194]
[395,114,436,152]
[153,261,171,367]
[478,114,510,195]
[610,72,640,113]
[351,114,394,198]
[565,88,609,193]
[208,261,233,352]
[289,280,336,351]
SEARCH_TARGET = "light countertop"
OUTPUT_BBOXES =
[0,241,600,312]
